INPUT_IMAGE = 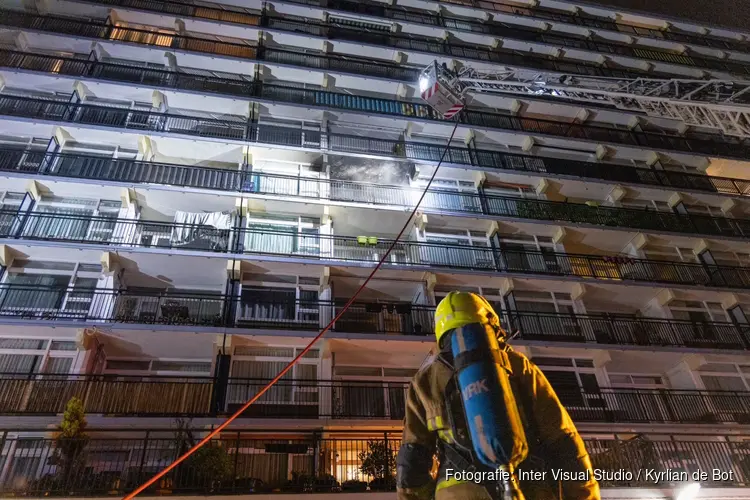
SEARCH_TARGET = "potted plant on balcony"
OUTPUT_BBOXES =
[357,440,397,491]
[169,418,232,494]
[31,397,91,496]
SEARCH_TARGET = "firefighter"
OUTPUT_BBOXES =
[395,292,601,500]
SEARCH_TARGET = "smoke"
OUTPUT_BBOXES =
[328,155,414,186]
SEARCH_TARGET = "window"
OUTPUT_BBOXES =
[643,245,698,263]
[669,300,727,322]
[608,374,666,387]
[104,359,211,374]
[105,360,151,371]
[698,363,750,391]
[619,198,671,212]
[482,181,538,199]
[511,291,574,314]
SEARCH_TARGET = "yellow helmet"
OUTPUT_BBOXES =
[434,292,502,345]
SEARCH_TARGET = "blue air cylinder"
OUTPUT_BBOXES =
[449,322,528,470]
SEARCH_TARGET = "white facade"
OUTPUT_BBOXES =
[0,0,750,496]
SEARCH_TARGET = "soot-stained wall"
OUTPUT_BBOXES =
[327,155,415,186]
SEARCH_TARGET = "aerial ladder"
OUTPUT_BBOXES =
[418,61,750,139]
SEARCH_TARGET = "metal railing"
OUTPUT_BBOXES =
[0,429,746,495]
[438,0,750,54]
[5,210,750,278]
[0,285,747,352]
[0,374,749,426]
[6,10,750,161]
[2,144,750,242]
[84,0,750,75]
[506,311,749,350]
[0,59,747,200]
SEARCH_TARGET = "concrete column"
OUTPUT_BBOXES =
[320,207,333,258]
[607,185,628,206]
[721,198,737,217]
[319,267,332,330]
[667,192,684,209]
[626,233,649,258]
[138,136,155,161]
[570,283,586,302]
[73,328,98,374]
[666,354,706,390]
[641,289,675,319]
[112,188,139,245]
[415,272,437,307]
[88,252,122,322]
[0,245,18,270]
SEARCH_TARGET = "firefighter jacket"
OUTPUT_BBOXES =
[396,343,601,500]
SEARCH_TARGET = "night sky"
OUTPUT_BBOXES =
[581,0,750,32]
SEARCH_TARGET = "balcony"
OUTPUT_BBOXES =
[439,0,750,55]
[2,150,750,243]
[0,97,743,200]
[6,12,750,161]
[4,211,750,286]
[0,286,747,352]
[86,0,750,75]
[0,428,746,495]
[0,374,749,425]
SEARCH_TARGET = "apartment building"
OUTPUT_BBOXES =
[1,0,750,496]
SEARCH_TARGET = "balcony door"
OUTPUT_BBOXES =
[22,197,120,242]
[0,192,25,236]
[238,286,319,328]
[245,215,320,257]
[607,373,672,423]
[507,290,581,341]
[496,234,560,274]
[333,365,414,420]
[532,357,606,420]
[669,300,732,348]
[697,363,750,424]
[0,273,96,319]
[228,346,321,418]
[0,338,79,414]
[414,178,480,214]
[420,229,493,269]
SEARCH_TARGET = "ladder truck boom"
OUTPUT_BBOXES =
[418,61,750,139]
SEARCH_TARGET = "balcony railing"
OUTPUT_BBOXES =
[507,311,749,350]
[4,210,750,284]
[3,48,750,199]
[439,0,750,55]
[0,428,746,495]
[0,286,747,352]
[80,0,750,75]
[5,11,750,160]
[0,373,749,426]
[2,151,750,245]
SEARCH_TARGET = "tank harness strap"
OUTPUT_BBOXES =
[453,347,503,372]
[442,440,478,474]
